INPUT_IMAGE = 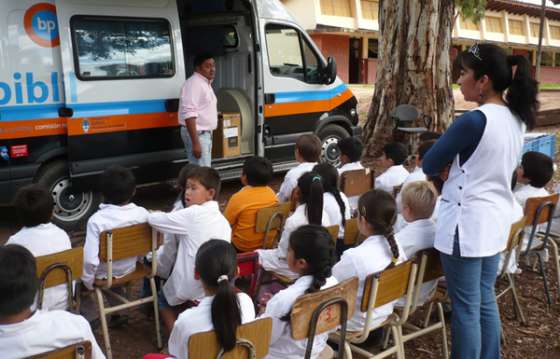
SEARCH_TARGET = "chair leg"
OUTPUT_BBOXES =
[423,302,434,328]
[437,303,449,359]
[392,325,404,359]
[549,240,560,301]
[537,253,552,307]
[95,288,112,359]
[507,274,527,325]
[381,326,391,349]
[343,341,353,359]
[150,277,163,349]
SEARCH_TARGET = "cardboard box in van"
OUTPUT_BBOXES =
[213,113,241,158]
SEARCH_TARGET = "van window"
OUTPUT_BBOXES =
[71,16,174,80]
[265,24,322,84]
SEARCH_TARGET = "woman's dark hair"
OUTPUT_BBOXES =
[289,225,335,293]
[297,171,324,225]
[358,190,399,266]
[313,163,346,227]
[458,43,538,130]
[13,184,53,227]
[0,245,38,317]
[195,240,241,352]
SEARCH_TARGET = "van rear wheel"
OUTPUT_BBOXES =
[318,124,350,166]
[35,161,100,232]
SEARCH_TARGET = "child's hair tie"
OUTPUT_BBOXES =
[312,175,322,183]
[391,256,398,265]
[217,275,229,284]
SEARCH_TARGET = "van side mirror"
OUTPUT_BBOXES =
[322,57,337,85]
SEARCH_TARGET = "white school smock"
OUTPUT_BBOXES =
[514,184,549,209]
[394,219,437,306]
[338,161,364,175]
[261,275,338,359]
[332,235,406,331]
[82,203,149,290]
[435,104,524,257]
[168,293,255,359]
[375,165,409,194]
[0,310,105,359]
[277,162,317,203]
[148,201,232,305]
[149,199,185,277]
[256,204,332,280]
[6,223,71,311]
[323,192,351,238]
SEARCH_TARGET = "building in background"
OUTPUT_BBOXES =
[281,0,560,83]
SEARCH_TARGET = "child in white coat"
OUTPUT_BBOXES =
[375,142,409,194]
[6,185,72,311]
[337,137,364,175]
[261,225,338,359]
[332,189,405,331]
[167,240,255,359]
[514,151,554,208]
[0,245,105,359]
[277,134,322,203]
[148,166,231,333]
[257,171,332,280]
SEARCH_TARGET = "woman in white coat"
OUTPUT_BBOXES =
[423,43,538,359]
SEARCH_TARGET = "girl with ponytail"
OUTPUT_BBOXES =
[167,240,255,359]
[332,189,404,331]
[423,43,535,357]
[313,163,352,255]
[261,225,337,359]
[257,171,333,280]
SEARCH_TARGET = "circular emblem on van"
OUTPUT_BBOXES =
[24,3,60,48]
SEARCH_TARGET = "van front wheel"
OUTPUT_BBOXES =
[35,161,101,232]
[318,124,350,166]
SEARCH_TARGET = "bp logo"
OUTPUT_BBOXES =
[24,3,60,48]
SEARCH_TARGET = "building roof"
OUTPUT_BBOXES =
[488,0,560,21]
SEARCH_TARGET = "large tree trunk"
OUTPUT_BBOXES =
[362,0,455,162]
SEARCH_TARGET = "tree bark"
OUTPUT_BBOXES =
[362,0,455,162]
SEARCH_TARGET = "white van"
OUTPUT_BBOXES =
[0,0,361,229]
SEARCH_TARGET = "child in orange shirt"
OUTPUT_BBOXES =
[224,156,278,252]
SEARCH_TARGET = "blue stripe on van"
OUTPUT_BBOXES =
[0,100,167,121]
[274,83,348,104]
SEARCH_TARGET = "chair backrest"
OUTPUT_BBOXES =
[499,216,527,276]
[361,260,416,312]
[27,341,92,359]
[412,249,443,308]
[341,169,374,197]
[99,223,154,262]
[35,247,84,310]
[255,203,291,249]
[343,218,365,246]
[290,277,359,340]
[325,225,340,243]
[237,252,260,300]
[188,318,272,359]
[523,193,559,253]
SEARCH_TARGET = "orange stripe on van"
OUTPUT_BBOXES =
[67,112,178,136]
[264,88,354,118]
[0,118,67,140]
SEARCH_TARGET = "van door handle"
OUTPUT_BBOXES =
[264,93,275,104]
[58,107,73,117]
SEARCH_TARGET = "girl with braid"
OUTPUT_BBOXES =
[257,172,333,280]
[260,225,338,359]
[332,189,405,331]
[313,163,352,256]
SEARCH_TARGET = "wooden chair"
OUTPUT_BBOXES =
[326,225,340,244]
[255,202,291,249]
[340,169,374,197]
[237,252,260,301]
[332,260,418,359]
[27,341,91,359]
[188,318,273,358]
[521,194,559,306]
[496,217,527,324]
[342,218,365,247]
[35,247,84,312]
[400,249,449,358]
[392,184,403,198]
[94,223,162,359]
[291,277,359,359]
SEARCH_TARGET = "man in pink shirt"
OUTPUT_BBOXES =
[178,54,218,167]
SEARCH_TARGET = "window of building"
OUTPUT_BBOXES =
[460,16,480,31]
[531,22,542,37]
[320,0,352,17]
[485,17,503,33]
[541,51,554,66]
[368,38,378,58]
[508,19,524,36]
[361,0,379,20]
[71,16,174,80]
[550,25,560,40]
[265,24,322,84]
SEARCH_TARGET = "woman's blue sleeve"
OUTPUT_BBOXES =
[422,110,487,176]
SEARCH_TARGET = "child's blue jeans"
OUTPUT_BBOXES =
[439,233,501,359]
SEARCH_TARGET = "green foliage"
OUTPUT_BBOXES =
[456,0,487,23]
